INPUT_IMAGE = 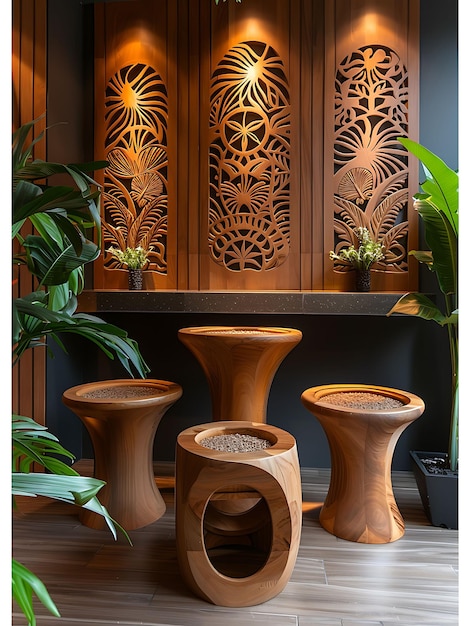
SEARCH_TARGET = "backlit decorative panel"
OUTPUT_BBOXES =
[208,42,291,272]
[331,45,409,274]
[103,63,168,274]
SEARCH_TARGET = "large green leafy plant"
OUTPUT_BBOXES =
[387,137,458,471]
[12,117,150,625]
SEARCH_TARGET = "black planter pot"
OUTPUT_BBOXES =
[355,269,371,292]
[128,268,143,290]
[410,451,458,529]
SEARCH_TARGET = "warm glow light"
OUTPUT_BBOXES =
[246,64,257,80]
[243,18,262,39]
[302,501,323,514]
[363,11,379,36]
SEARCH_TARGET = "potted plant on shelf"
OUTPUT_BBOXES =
[107,245,151,290]
[12,116,150,624]
[387,137,458,529]
[329,226,385,291]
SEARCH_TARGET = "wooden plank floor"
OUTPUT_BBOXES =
[12,461,459,626]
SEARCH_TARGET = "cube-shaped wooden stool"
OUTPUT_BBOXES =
[175,421,302,607]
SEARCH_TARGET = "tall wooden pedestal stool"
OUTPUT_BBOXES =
[175,421,302,606]
[62,379,182,531]
[178,326,302,423]
[301,384,425,544]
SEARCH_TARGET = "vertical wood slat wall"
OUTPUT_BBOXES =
[93,0,420,293]
[12,0,47,426]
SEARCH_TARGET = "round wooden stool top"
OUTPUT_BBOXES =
[63,378,182,415]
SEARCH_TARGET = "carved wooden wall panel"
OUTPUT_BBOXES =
[103,64,169,274]
[324,0,419,291]
[93,1,178,290]
[198,0,304,290]
[92,0,419,292]
[208,41,291,274]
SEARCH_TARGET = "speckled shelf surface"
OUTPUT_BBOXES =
[77,290,407,316]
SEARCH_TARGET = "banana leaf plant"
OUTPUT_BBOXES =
[12,117,149,376]
[12,116,149,625]
[387,137,458,471]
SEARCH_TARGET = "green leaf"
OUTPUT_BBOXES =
[443,310,459,326]
[12,114,47,169]
[30,210,92,258]
[12,415,75,473]
[12,472,130,542]
[13,184,100,225]
[409,249,433,266]
[398,137,458,236]
[11,414,131,541]
[12,559,61,623]
[414,199,457,296]
[13,302,150,377]
[13,472,102,500]
[397,138,458,299]
[12,473,124,538]
[22,234,99,287]
[48,282,73,312]
[387,292,446,325]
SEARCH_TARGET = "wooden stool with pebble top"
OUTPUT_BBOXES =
[178,326,302,423]
[62,379,182,531]
[175,420,302,606]
[301,384,425,543]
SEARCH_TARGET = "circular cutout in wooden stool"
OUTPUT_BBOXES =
[178,326,302,423]
[301,384,425,544]
[62,379,182,531]
[175,421,302,607]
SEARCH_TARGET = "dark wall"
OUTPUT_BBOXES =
[419,0,458,170]
[46,0,458,471]
[47,0,92,164]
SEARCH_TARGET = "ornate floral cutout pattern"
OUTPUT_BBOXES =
[103,64,168,274]
[332,45,409,273]
[209,42,291,272]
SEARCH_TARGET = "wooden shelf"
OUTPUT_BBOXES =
[77,290,406,316]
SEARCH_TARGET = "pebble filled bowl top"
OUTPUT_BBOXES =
[199,433,272,453]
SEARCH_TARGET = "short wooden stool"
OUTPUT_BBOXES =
[178,326,302,423]
[175,421,302,607]
[62,379,182,531]
[301,384,425,544]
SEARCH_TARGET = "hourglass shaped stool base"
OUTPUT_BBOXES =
[301,384,425,544]
[178,326,302,423]
[62,379,182,531]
